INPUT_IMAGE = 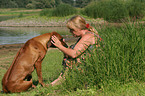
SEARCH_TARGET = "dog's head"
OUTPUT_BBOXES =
[47,32,68,48]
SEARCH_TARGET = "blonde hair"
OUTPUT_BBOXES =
[66,15,98,35]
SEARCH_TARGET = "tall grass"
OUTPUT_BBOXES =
[52,3,77,17]
[81,0,145,22]
[125,1,145,19]
[61,23,145,92]
[82,0,128,22]
[40,3,77,17]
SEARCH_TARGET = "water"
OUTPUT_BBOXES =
[0,27,74,45]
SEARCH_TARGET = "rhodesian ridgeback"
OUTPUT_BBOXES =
[2,32,68,93]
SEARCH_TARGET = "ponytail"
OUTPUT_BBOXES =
[86,23,98,35]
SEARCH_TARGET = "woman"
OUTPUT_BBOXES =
[50,15,102,86]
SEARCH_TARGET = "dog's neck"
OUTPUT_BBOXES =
[33,33,51,51]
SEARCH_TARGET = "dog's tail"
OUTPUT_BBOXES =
[2,46,24,85]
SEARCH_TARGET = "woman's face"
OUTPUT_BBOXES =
[70,28,80,37]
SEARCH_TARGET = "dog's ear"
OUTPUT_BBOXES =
[48,33,56,48]
[50,32,68,48]
[47,40,52,48]
[51,32,62,39]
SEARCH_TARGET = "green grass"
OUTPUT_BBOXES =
[0,8,41,21]
[0,48,64,96]
[81,0,145,22]
[0,23,145,95]
[0,10,145,95]
[55,22,145,95]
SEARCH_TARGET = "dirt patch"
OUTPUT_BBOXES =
[0,44,24,70]
[0,43,23,50]
[0,43,23,59]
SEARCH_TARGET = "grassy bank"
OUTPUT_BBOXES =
[0,8,41,22]
[0,46,144,96]
[0,22,144,95]
[0,15,107,27]
[0,7,145,95]
[0,7,144,27]
[57,22,145,95]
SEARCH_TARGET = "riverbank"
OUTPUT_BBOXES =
[0,15,144,28]
[0,15,108,27]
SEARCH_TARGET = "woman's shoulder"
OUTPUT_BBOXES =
[79,32,97,45]
[83,32,98,39]
[81,33,94,41]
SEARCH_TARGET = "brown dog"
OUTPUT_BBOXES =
[2,32,68,93]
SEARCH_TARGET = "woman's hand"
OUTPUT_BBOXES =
[51,35,62,47]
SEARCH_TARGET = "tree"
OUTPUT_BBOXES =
[62,0,74,6]
[75,0,92,8]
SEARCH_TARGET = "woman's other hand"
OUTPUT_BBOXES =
[51,35,62,47]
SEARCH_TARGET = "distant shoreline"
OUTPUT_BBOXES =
[0,15,108,27]
[0,43,24,50]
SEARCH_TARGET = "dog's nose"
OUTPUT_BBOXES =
[64,43,68,48]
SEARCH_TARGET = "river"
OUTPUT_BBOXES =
[0,27,76,45]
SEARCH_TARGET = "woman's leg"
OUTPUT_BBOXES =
[51,68,68,86]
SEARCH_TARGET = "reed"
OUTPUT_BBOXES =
[62,22,145,91]
[52,3,77,17]
[82,0,145,22]
[40,3,77,17]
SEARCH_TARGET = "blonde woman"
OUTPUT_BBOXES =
[50,15,103,86]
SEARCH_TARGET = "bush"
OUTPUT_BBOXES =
[26,3,36,9]
[126,1,145,19]
[8,1,18,8]
[40,8,53,17]
[52,3,77,17]
[35,2,45,9]
[82,0,128,22]
[82,0,145,22]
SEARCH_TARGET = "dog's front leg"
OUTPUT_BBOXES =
[35,60,45,87]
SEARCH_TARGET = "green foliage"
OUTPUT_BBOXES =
[40,8,54,17]
[62,23,145,91]
[62,0,92,8]
[82,0,128,22]
[0,0,62,8]
[26,3,36,9]
[52,3,77,17]
[62,0,74,6]
[18,13,23,18]
[126,1,145,19]
[82,0,145,22]
[75,0,93,8]
[40,3,77,17]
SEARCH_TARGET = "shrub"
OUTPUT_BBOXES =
[125,1,145,19]
[26,3,36,9]
[8,1,18,8]
[82,0,145,22]
[82,0,128,22]
[40,8,53,17]
[52,3,77,17]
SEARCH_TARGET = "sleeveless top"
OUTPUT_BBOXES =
[62,32,103,69]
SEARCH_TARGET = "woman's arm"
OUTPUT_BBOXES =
[51,34,95,58]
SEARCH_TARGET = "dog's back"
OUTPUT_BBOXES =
[2,39,46,93]
[2,32,67,93]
